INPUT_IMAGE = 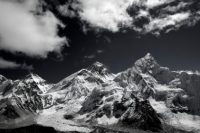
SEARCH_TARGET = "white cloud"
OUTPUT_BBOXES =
[74,0,135,32]
[0,58,33,70]
[163,2,189,13]
[60,0,200,35]
[137,10,149,18]
[0,0,67,58]
[144,0,174,8]
[58,3,76,18]
[144,12,191,33]
[129,0,172,8]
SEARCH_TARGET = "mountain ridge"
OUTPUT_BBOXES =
[0,53,200,133]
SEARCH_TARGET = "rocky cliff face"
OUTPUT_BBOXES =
[79,89,162,132]
[0,53,200,133]
[0,73,53,125]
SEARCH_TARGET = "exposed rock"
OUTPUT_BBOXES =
[1,53,200,133]
[79,88,162,132]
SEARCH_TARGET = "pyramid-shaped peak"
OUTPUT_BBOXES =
[0,74,7,83]
[26,73,39,78]
[87,61,113,77]
[144,53,154,60]
[134,53,160,73]
[138,53,157,63]
[89,61,109,70]
[25,73,45,83]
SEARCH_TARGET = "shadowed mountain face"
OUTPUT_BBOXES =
[0,53,200,133]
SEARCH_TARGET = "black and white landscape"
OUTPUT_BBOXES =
[0,0,200,133]
[0,53,200,133]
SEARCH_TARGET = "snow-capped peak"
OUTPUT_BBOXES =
[87,61,114,79]
[1,54,200,133]
[0,74,7,83]
[21,73,50,93]
[134,53,160,74]
[55,62,114,88]
[144,53,154,60]
[88,61,107,72]
[135,53,158,66]
[25,73,45,83]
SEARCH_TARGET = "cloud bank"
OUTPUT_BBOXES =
[60,0,200,35]
[75,0,134,32]
[0,0,67,58]
[0,58,33,70]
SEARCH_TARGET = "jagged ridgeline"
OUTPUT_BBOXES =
[0,53,200,133]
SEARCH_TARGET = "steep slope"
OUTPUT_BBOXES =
[0,73,53,128]
[0,75,7,84]
[115,53,200,132]
[49,62,115,103]
[11,73,53,112]
[0,75,14,99]
[77,87,162,132]
[36,61,163,132]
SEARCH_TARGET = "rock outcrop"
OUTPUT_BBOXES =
[1,53,200,133]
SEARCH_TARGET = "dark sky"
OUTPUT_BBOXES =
[0,17,200,83]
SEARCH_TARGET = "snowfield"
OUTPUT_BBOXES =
[150,98,200,133]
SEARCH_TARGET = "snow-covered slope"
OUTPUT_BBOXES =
[115,53,200,132]
[1,54,200,133]
[48,62,115,103]
[0,73,53,128]
[77,87,162,132]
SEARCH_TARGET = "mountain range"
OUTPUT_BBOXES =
[0,53,200,133]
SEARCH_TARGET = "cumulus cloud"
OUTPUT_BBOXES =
[60,0,200,35]
[0,0,67,58]
[72,0,135,32]
[0,58,33,70]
